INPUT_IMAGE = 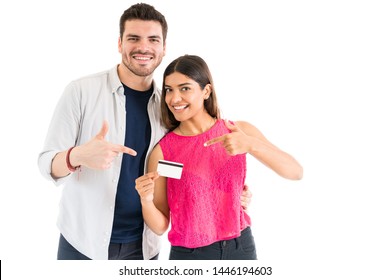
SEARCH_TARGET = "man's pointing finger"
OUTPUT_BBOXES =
[113,144,137,156]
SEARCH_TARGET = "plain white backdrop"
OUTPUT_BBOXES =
[1,0,389,279]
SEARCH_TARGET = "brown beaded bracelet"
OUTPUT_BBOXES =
[66,147,80,172]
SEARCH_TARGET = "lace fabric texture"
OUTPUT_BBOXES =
[159,119,251,248]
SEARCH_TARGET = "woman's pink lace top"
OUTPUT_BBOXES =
[158,119,251,248]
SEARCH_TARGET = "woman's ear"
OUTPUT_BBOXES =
[203,84,212,99]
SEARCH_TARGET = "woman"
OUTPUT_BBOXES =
[135,55,303,260]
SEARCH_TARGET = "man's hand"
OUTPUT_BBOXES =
[241,184,252,211]
[71,121,137,169]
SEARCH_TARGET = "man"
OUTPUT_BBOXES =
[38,3,251,260]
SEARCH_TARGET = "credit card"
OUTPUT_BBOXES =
[157,160,184,179]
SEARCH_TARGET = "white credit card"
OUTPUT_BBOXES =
[157,160,184,179]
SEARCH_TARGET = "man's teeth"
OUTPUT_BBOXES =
[135,57,150,60]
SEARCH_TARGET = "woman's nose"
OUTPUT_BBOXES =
[170,90,182,103]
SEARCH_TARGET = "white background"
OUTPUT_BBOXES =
[1,0,389,279]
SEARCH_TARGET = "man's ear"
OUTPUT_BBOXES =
[118,37,122,53]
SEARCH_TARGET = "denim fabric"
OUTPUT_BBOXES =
[169,227,257,260]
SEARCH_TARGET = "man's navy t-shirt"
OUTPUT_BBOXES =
[110,84,153,243]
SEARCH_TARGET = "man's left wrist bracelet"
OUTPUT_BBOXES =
[66,147,80,172]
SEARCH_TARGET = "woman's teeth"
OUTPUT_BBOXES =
[174,105,187,110]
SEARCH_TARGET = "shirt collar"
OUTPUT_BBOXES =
[108,65,159,100]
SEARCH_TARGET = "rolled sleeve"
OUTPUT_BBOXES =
[37,81,81,187]
[37,150,68,186]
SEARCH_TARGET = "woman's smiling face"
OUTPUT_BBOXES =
[164,72,211,122]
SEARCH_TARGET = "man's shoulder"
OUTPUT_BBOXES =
[65,66,120,94]
[72,66,116,84]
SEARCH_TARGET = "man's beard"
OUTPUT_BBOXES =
[122,55,162,77]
